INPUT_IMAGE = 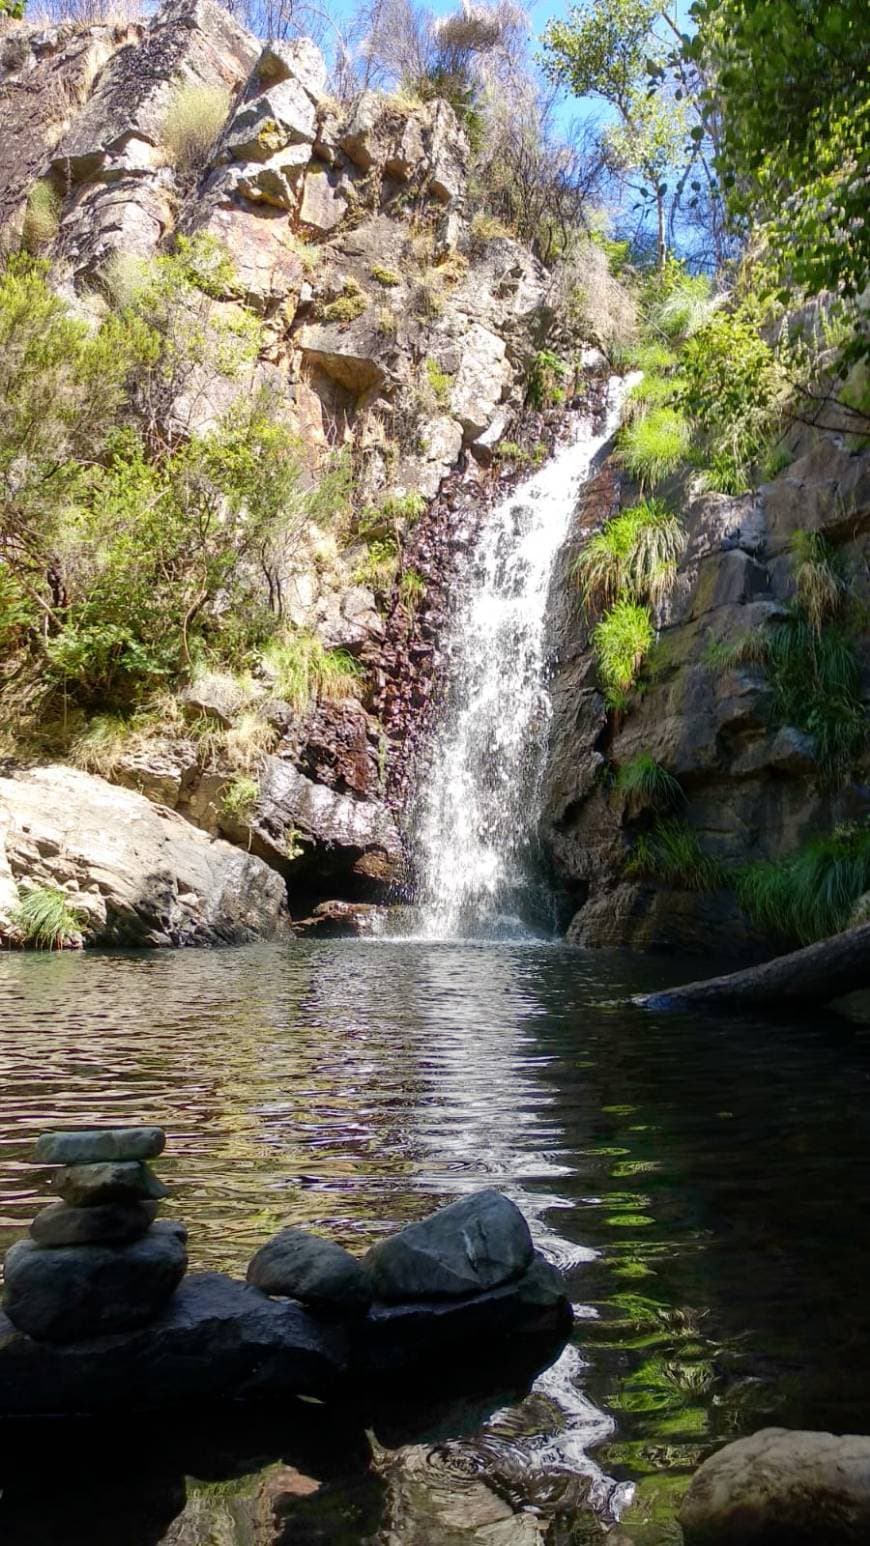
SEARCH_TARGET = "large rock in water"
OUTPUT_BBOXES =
[247,1228,372,1310]
[3,1220,188,1342]
[364,1190,535,1301]
[680,1427,870,1544]
[0,765,289,947]
[0,1272,347,1414]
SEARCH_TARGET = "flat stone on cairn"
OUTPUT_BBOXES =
[3,1125,186,1342]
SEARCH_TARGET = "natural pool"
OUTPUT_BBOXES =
[1,939,869,1544]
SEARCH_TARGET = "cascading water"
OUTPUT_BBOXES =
[413,377,629,940]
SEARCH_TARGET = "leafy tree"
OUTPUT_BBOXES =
[541,0,693,267]
[0,0,26,16]
[686,0,870,324]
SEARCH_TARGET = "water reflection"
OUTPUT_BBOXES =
[1,941,870,1544]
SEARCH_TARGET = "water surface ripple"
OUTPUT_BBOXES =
[1,940,869,1544]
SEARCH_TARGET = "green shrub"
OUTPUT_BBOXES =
[162,85,230,177]
[22,179,60,253]
[381,490,426,525]
[263,633,362,712]
[575,500,685,615]
[624,341,679,374]
[760,442,793,481]
[592,599,655,707]
[736,823,870,944]
[11,886,85,950]
[681,302,783,493]
[221,774,259,823]
[370,265,400,287]
[353,538,399,598]
[424,356,452,409]
[615,754,685,812]
[623,371,684,422]
[626,821,724,890]
[645,266,717,342]
[527,349,571,410]
[617,409,692,488]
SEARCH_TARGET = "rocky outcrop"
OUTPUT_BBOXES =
[0,765,290,947]
[680,1427,870,1544]
[540,421,870,953]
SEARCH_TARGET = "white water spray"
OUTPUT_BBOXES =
[413,379,628,939]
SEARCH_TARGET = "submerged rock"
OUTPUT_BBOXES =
[0,1271,347,1414]
[680,1427,870,1544]
[29,1199,158,1248]
[247,1227,372,1310]
[364,1189,534,1302]
[3,1220,188,1342]
[34,1126,166,1166]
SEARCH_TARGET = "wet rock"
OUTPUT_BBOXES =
[54,1160,169,1206]
[3,1220,188,1342]
[365,1189,534,1302]
[247,1227,372,1310]
[360,1253,569,1375]
[680,1427,870,1544]
[35,1126,166,1165]
[250,758,402,889]
[0,1271,347,1413]
[29,1200,158,1248]
[296,899,385,937]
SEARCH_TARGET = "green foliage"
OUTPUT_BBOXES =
[688,0,869,323]
[22,179,60,253]
[736,823,870,945]
[756,616,865,778]
[622,341,679,373]
[575,498,685,614]
[0,562,32,650]
[162,85,230,178]
[644,265,716,341]
[370,265,401,287]
[626,820,724,890]
[424,356,452,409]
[616,408,692,488]
[221,774,259,824]
[680,301,782,492]
[263,632,362,713]
[615,753,685,811]
[592,598,655,705]
[623,370,684,421]
[0,0,26,16]
[789,530,846,634]
[353,537,399,598]
[527,349,570,410]
[11,886,85,950]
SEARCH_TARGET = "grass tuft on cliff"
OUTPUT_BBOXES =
[163,85,230,177]
[626,821,725,891]
[736,823,870,944]
[11,886,85,950]
[575,499,685,616]
[617,409,692,489]
[592,599,655,707]
[264,633,363,713]
[615,754,685,812]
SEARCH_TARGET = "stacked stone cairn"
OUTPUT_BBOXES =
[3,1125,187,1342]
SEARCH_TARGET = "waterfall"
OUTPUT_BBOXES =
[412,378,628,940]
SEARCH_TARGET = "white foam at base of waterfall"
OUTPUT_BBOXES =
[412,379,630,941]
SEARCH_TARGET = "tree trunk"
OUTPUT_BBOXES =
[634,923,870,1012]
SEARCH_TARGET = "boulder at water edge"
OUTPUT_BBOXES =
[3,1220,188,1342]
[364,1189,534,1301]
[247,1227,372,1310]
[680,1427,870,1544]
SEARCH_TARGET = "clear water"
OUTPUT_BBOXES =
[2,940,869,1544]
[413,387,626,939]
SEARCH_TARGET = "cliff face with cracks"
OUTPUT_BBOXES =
[539,410,870,955]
